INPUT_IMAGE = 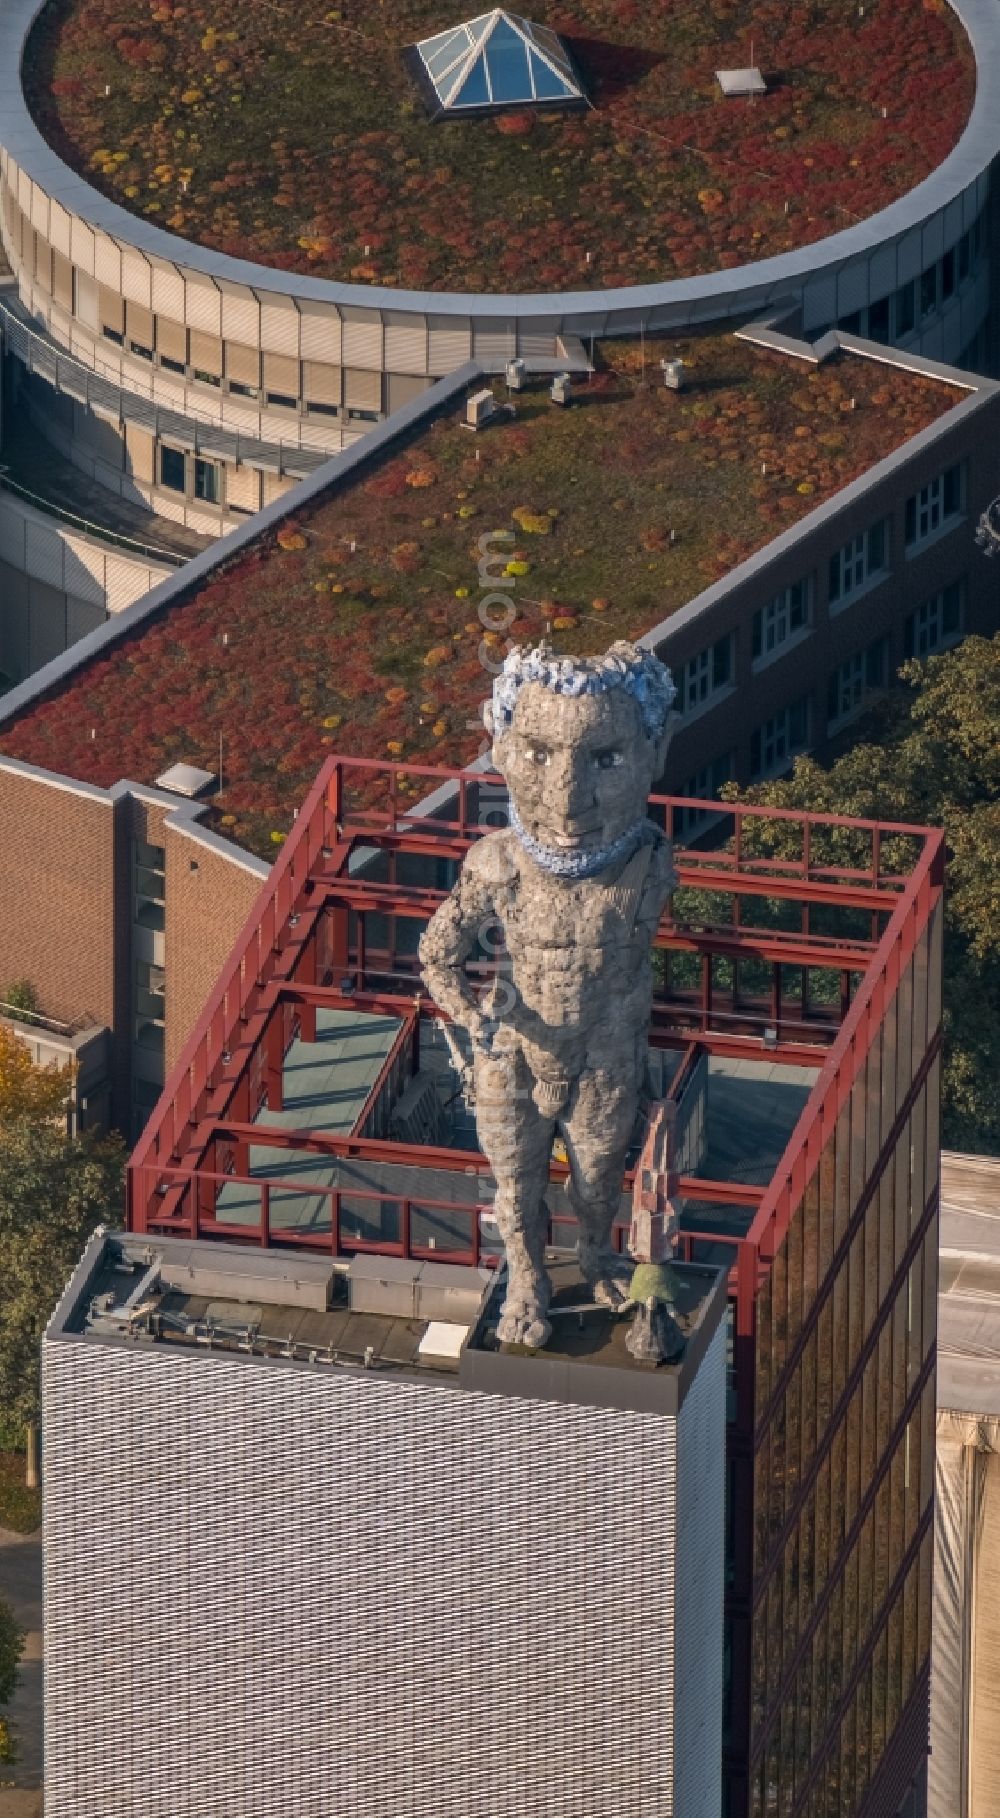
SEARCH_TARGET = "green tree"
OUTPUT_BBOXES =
[0,1122,125,1484]
[0,1597,24,1707]
[0,1593,24,1766]
[724,634,1000,1153]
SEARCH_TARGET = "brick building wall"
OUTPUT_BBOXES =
[0,760,266,1130]
[164,822,265,1072]
[0,758,116,1029]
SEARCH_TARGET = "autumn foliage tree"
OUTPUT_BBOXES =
[0,1024,124,1484]
[0,1023,73,1129]
[725,633,1000,1153]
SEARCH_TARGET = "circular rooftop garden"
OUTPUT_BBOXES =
[24,0,974,293]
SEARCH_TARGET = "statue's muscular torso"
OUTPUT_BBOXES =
[418,824,677,1081]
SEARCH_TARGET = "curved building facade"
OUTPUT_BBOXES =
[0,0,998,530]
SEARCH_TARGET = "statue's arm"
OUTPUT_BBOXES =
[635,833,678,950]
[418,861,497,1052]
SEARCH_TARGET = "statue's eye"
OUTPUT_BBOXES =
[527,747,550,766]
[595,749,623,770]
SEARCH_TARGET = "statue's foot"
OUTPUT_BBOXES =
[579,1245,633,1311]
[497,1275,551,1349]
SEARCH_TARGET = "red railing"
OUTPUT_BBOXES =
[132,1156,757,1286]
[128,754,940,1290]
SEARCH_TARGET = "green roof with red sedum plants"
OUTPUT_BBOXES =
[24,0,973,292]
[0,335,962,857]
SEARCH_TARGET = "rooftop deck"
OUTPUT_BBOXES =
[128,754,945,1376]
[55,1232,727,1412]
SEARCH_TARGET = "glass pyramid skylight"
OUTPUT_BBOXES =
[412,10,586,116]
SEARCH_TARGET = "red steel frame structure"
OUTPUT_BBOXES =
[129,756,945,1818]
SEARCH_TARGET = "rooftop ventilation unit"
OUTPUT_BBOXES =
[716,67,767,97]
[465,387,500,429]
[660,358,687,390]
[154,762,217,799]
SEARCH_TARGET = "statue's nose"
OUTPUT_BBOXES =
[551,754,595,817]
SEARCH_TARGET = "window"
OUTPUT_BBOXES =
[752,580,810,662]
[128,339,153,361]
[895,281,915,339]
[266,392,297,411]
[159,355,185,375]
[228,380,259,400]
[134,958,165,1054]
[133,840,165,933]
[958,230,971,282]
[135,959,165,1024]
[307,400,341,418]
[159,445,185,494]
[827,638,888,728]
[193,368,221,389]
[920,264,938,320]
[675,752,734,838]
[750,697,810,778]
[904,463,964,550]
[193,458,221,505]
[868,297,890,344]
[840,310,862,335]
[678,634,733,714]
[101,325,124,347]
[941,248,956,301]
[903,579,965,658]
[347,407,379,422]
[828,520,888,607]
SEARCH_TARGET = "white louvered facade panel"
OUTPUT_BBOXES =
[384,313,428,375]
[104,558,160,613]
[220,397,263,435]
[342,308,382,369]
[0,498,27,567]
[474,317,514,361]
[299,302,342,362]
[69,213,95,275]
[63,537,109,606]
[150,259,185,318]
[29,180,48,234]
[24,518,64,588]
[184,270,222,332]
[428,315,472,374]
[16,164,30,213]
[120,244,152,307]
[43,1315,726,1818]
[258,292,300,355]
[92,232,121,290]
[226,464,261,513]
[48,198,71,258]
[219,281,259,347]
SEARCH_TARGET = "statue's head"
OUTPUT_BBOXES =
[485,642,675,875]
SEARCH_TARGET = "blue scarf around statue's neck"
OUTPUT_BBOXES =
[508,803,654,879]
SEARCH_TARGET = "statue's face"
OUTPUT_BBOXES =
[496,682,656,856]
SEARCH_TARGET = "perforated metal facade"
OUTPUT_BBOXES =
[42,1287,726,1818]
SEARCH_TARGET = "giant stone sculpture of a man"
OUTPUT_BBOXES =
[418,642,677,1349]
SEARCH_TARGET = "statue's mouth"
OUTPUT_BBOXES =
[543,830,600,850]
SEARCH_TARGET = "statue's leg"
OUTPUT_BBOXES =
[561,1066,638,1309]
[474,1047,555,1348]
